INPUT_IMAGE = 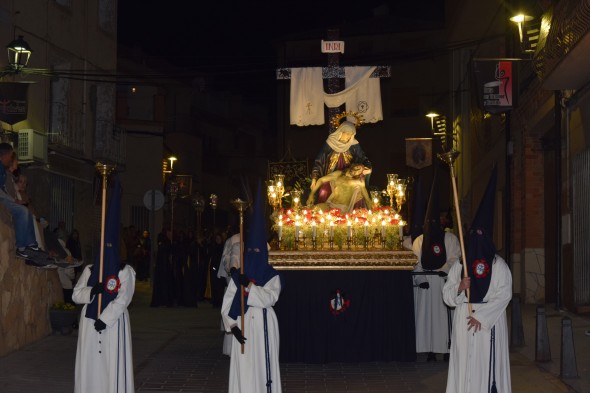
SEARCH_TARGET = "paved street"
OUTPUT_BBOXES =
[0,281,588,392]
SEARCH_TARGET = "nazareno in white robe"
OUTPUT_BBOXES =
[221,275,282,393]
[73,265,135,393]
[443,255,512,393]
[412,232,461,354]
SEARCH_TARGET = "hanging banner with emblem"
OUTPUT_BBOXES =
[0,82,30,125]
[473,59,518,114]
[405,138,432,169]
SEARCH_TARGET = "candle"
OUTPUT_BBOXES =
[381,220,386,239]
[312,221,317,240]
[295,222,300,241]
[329,221,334,240]
[347,221,352,239]
[364,221,369,238]
[278,221,282,240]
[399,221,404,240]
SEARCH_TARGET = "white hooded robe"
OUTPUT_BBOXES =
[221,275,282,393]
[73,265,135,393]
[443,255,512,393]
[412,232,461,353]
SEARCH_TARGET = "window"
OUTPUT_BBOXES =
[50,63,71,147]
[98,0,116,34]
[130,205,149,233]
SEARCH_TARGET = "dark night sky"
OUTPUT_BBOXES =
[117,1,445,92]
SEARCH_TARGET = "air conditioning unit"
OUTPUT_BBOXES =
[17,129,48,164]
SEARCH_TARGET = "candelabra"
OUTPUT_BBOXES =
[291,189,302,210]
[395,179,407,214]
[267,180,279,211]
[370,190,380,208]
[273,174,285,209]
[386,174,399,208]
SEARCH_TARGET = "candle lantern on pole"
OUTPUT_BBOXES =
[231,198,250,354]
[169,179,179,241]
[209,193,218,230]
[192,193,205,235]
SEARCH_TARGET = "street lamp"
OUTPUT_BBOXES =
[6,35,32,72]
[509,13,538,53]
[168,156,177,172]
[162,156,178,184]
[425,110,439,130]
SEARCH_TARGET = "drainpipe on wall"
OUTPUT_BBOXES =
[506,112,512,269]
[555,90,562,311]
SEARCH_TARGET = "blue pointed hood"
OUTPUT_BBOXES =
[228,180,282,320]
[86,173,123,320]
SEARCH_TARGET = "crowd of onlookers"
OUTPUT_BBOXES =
[2,141,233,309]
[0,142,87,304]
[150,225,232,308]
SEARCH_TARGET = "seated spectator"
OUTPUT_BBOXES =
[5,152,19,200]
[14,171,47,251]
[66,229,84,273]
[0,143,44,259]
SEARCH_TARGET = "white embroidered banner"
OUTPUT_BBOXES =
[289,67,324,126]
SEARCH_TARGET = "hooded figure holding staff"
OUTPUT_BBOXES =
[442,166,512,393]
[412,169,461,362]
[221,182,284,393]
[73,173,136,393]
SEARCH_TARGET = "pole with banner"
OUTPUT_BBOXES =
[438,150,472,315]
[231,198,250,354]
[95,162,115,318]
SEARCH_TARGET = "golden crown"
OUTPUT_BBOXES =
[330,111,365,130]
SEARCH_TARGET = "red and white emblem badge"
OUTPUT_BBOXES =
[105,275,121,294]
[472,259,490,278]
[431,243,443,256]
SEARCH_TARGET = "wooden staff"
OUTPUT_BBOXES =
[438,150,472,315]
[231,198,250,354]
[95,162,115,319]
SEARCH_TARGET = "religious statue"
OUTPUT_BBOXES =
[310,112,372,206]
[307,163,372,213]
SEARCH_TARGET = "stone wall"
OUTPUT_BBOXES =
[0,205,62,357]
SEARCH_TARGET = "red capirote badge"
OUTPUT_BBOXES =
[105,275,121,294]
[471,259,490,278]
[431,243,443,256]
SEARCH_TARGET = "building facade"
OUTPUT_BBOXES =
[0,0,121,262]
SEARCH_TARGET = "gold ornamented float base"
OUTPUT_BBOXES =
[268,250,417,270]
